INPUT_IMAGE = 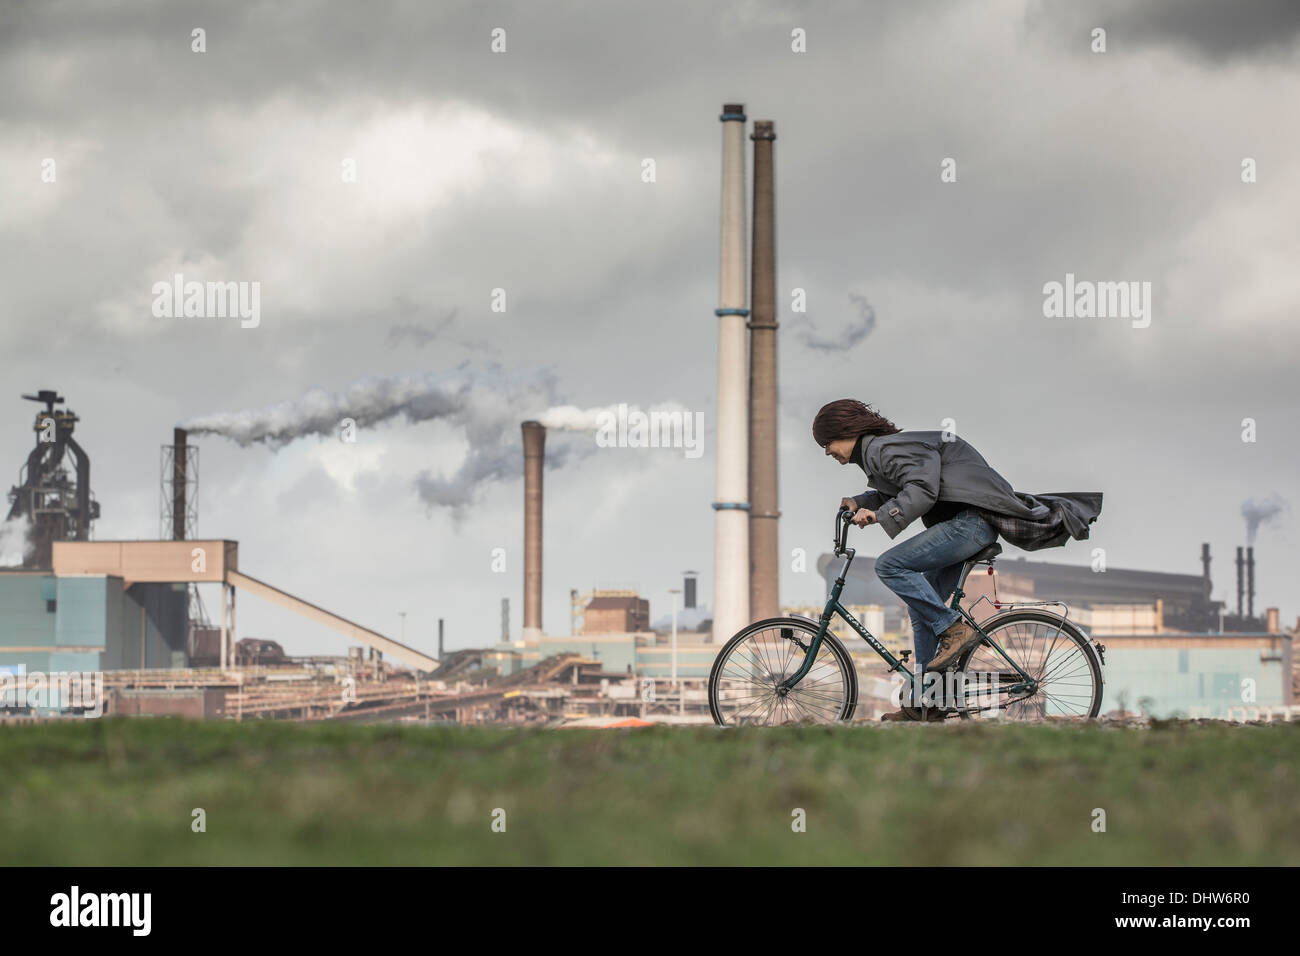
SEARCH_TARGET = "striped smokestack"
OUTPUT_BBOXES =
[522,421,545,640]
[748,119,779,621]
[712,103,751,643]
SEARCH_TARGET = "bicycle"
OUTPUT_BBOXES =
[708,506,1105,725]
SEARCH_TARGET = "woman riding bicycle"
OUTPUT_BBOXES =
[812,399,1102,721]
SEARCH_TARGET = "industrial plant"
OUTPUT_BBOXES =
[1,105,1294,726]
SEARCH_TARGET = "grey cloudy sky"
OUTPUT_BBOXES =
[2,0,1297,656]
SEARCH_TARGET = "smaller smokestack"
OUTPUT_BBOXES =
[1235,547,1244,619]
[438,618,444,659]
[684,571,698,610]
[1246,547,1255,619]
[1200,543,1211,602]
[502,597,510,642]
[522,422,545,641]
[172,428,187,540]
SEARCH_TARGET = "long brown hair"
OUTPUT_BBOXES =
[811,399,901,446]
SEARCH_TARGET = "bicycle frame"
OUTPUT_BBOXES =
[776,509,1038,707]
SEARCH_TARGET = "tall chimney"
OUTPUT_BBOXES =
[748,119,780,622]
[437,617,444,659]
[502,598,510,642]
[172,427,187,540]
[522,421,545,641]
[712,102,751,643]
[1246,546,1255,619]
[683,571,697,610]
[1235,547,1244,619]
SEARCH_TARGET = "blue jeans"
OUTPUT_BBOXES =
[874,508,997,680]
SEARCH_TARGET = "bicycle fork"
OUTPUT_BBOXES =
[775,623,823,697]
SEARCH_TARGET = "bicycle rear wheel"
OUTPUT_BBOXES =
[954,609,1103,720]
[708,617,858,726]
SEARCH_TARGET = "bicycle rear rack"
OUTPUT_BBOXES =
[966,594,1073,623]
[963,595,1108,674]
[967,594,1073,650]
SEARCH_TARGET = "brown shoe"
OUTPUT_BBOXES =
[927,620,983,670]
[880,706,949,722]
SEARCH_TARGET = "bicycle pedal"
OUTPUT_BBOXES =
[888,650,911,672]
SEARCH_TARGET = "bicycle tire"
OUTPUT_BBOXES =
[953,608,1103,720]
[708,617,859,726]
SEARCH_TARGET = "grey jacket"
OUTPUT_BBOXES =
[851,430,1102,550]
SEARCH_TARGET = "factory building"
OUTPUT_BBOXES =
[1,395,438,680]
[0,539,427,673]
[0,569,187,673]
[581,592,649,634]
[1098,630,1292,719]
[498,587,704,678]
[819,544,1246,635]
[493,630,719,683]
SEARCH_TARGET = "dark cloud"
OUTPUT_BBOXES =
[1029,0,1300,62]
[388,310,457,348]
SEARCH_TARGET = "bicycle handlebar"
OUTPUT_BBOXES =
[835,506,853,554]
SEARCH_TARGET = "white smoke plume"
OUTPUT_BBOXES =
[180,364,557,448]
[180,366,681,516]
[536,401,693,432]
[0,515,32,567]
[1241,493,1288,546]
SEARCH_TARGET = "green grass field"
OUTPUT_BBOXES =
[2,717,1296,865]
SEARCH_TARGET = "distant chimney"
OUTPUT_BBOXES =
[522,422,545,641]
[437,617,444,659]
[1246,546,1255,619]
[1200,543,1211,602]
[172,428,187,540]
[1235,547,1244,619]
[502,597,510,642]
[684,571,698,610]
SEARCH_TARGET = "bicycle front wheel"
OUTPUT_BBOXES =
[708,617,858,726]
[955,609,1103,720]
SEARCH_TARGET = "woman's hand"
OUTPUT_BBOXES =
[851,508,877,528]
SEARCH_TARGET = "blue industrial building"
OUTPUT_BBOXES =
[1097,633,1293,719]
[0,569,187,674]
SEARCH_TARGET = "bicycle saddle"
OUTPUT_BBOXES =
[969,543,1002,563]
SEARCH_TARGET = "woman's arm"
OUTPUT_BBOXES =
[872,442,941,538]
[850,490,884,511]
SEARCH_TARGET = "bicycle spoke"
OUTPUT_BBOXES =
[957,614,1099,721]
[710,623,853,725]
